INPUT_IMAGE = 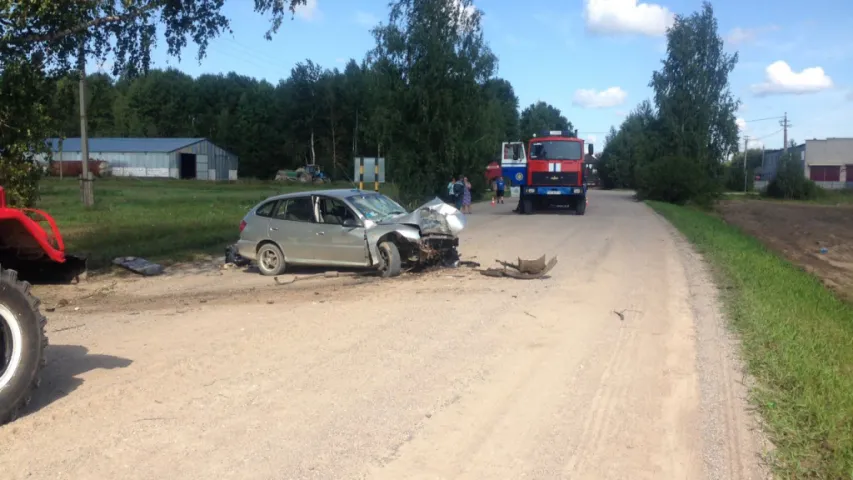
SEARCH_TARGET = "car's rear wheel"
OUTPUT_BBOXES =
[257,243,287,276]
[377,241,402,278]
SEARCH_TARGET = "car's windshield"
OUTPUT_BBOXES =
[347,194,407,220]
[529,140,583,160]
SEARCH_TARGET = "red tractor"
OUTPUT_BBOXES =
[0,186,86,424]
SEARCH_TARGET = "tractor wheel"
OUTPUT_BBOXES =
[298,173,310,183]
[377,241,402,278]
[0,266,47,425]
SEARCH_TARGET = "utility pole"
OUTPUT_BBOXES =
[78,44,94,207]
[780,112,792,154]
[743,135,749,193]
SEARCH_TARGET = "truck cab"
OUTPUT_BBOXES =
[515,130,594,215]
[500,141,528,189]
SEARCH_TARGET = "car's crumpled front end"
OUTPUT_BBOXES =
[366,197,467,268]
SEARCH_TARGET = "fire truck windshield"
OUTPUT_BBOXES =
[529,140,582,160]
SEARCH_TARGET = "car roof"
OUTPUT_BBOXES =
[261,188,381,203]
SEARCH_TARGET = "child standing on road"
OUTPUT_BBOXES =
[494,176,505,204]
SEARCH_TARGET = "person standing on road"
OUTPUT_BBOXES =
[447,176,457,204]
[494,176,505,204]
[462,176,472,214]
[452,177,465,210]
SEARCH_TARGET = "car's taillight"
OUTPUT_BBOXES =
[239,220,247,232]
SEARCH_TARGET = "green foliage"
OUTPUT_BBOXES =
[0,0,307,206]
[363,0,514,204]
[597,2,740,206]
[724,148,763,192]
[519,101,574,145]
[5,0,521,204]
[764,153,823,200]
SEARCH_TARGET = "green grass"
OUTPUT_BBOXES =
[649,201,853,479]
[36,177,397,270]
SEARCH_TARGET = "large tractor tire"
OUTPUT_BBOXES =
[0,266,47,425]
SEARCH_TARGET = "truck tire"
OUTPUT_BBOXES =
[377,241,402,278]
[0,267,47,425]
[522,198,534,215]
[576,197,587,215]
[257,243,287,276]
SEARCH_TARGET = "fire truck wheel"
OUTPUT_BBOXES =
[522,198,533,215]
[576,197,587,215]
[0,267,47,426]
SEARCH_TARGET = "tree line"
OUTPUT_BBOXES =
[2,0,575,206]
[595,2,741,205]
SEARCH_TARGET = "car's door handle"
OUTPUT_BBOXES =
[270,227,279,231]
[316,231,325,236]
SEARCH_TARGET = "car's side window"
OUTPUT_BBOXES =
[255,201,277,218]
[317,197,358,225]
[279,196,315,223]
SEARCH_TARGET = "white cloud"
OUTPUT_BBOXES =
[587,134,598,145]
[583,0,674,37]
[572,87,628,108]
[295,0,320,21]
[354,11,378,27]
[751,60,833,96]
[736,117,747,131]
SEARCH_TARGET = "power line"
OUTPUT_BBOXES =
[743,115,785,123]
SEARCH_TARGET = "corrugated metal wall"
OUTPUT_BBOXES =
[760,144,806,181]
[170,140,239,181]
[34,138,239,180]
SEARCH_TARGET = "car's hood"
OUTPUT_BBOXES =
[379,197,466,236]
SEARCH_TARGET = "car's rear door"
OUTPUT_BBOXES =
[267,194,322,263]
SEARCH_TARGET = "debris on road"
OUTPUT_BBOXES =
[224,244,251,267]
[113,256,164,276]
[273,271,373,285]
[478,255,558,279]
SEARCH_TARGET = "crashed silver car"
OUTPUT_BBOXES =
[234,189,466,277]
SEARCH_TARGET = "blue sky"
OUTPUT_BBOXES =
[92,0,852,150]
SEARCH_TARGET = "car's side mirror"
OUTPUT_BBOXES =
[342,218,359,228]
[512,145,520,160]
[587,143,594,156]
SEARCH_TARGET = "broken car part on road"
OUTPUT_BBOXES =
[478,255,558,279]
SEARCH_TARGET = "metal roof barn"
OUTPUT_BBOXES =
[40,137,239,180]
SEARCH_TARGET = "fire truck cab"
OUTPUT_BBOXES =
[513,130,593,215]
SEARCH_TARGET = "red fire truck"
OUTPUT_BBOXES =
[512,130,593,215]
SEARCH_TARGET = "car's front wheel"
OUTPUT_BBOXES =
[377,241,402,278]
[257,243,287,276]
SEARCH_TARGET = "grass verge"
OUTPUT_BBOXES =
[649,201,853,479]
[36,177,398,270]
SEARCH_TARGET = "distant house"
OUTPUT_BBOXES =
[804,138,852,189]
[755,138,852,191]
[38,137,238,181]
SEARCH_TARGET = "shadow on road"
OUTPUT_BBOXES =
[22,344,133,418]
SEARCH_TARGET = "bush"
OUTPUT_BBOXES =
[764,153,823,200]
[635,154,721,207]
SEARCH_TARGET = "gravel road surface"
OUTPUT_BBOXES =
[0,190,769,480]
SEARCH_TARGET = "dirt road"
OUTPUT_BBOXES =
[0,190,769,479]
